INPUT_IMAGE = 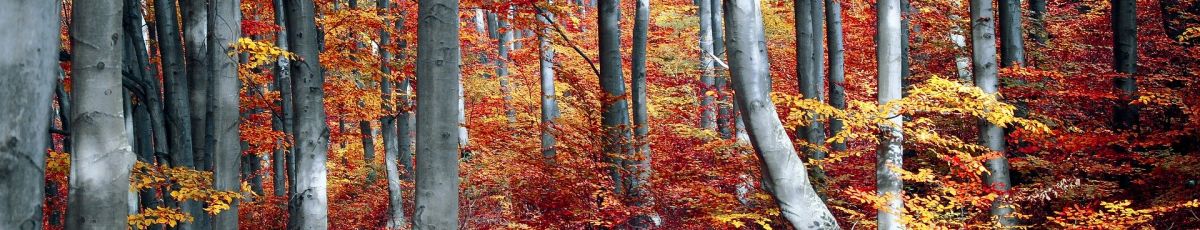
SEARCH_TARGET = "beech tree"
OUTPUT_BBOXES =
[598,0,633,195]
[825,0,846,152]
[539,5,560,158]
[413,0,462,228]
[66,0,135,228]
[698,0,717,130]
[208,0,244,228]
[992,0,1022,226]
[284,0,331,228]
[724,0,839,228]
[0,1,59,229]
[876,0,905,228]
[1112,0,1138,130]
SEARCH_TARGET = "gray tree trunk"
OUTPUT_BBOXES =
[413,0,462,229]
[629,0,654,226]
[876,0,905,228]
[284,0,331,228]
[539,8,560,159]
[0,1,59,228]
[184,0,212,171]
[1112,0,1138,130]
[599,0,633,196]
[724,0,839,228]
[67,0,136,227]
[155,0,197,173]
[498,12,517,124]
[993,0,1023,226]
[713,0,733,139]
[377,0,406,227]
[208,0,243,227]
[899,0,911,95]
[1029,0,1047,44]
[698,0,717,130]
[272,0,292,198]
[825,0,846,152]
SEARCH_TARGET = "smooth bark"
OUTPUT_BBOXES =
[876,0,905,228]
[724,0,840,228]
[698,0,717,130]
[284,0,331,228]
[629,0,653,226]
[208,0,243,227]
[539,8,560,159]
[67,0,136,227]
[498,12,517,124]
[1112,0,1138,130]
[825,0,846,152]
[185,0,212,171]
[377,0,406,227]
[413,0,462,228]
[993,0,1022,226]
[272,0,292,197]
[0,1,59,228]
[599,0,633,196]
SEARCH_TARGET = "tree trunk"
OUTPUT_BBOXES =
[185,0,212,172]
[876,0,905,228]
[67,0,136,227]
[825,0,846,152]
[1112,0,1138,130]
[1029,0,1047,45]
[698,0,717,130]
[0,1,59,228]
[599,0,633,196]
[413,0,462,229]
[156,0,197,172]
[377,0,406,227]
[992,0,1023,226]
[724,0,840,228]
[999,0,1025,67]
[629,0,654,226]
[713,0,733,139]
[539,8,560,159]
[899,0,912,95]
[208,0,243,227]
[284,0,331,228]
[498,12,517,124]
[271,0,295,198]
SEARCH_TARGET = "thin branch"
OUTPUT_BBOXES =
[534,6,600,78]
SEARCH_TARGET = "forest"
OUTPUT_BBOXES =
[1,0,1199,229]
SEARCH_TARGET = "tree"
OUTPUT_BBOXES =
[185,0,213,172]
[0,1,59,229]
[992,0,1022,226]
[724,0,839,228]
[271,0,293,198]
[498,8,517,124]
[284,0,331,228]
[66,0,136,228]
[698,0,717,130]
[209,0,243,227]
[825,0,846,152]
[1111,0,1138,130]
[876,0,905,228]
[598,0,633,196]
[376,0,406,228]
[413,0,462,228]
[539,5,560,159]
[629,0,653,226]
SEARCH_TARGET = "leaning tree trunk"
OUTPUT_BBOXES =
[66,0,136,228]
[539,7,560,159]
[698,0,717,130]
[825,0,846,152]
[724,0,840,228]
[377,0,406,227]
[0,1,59,228]
[1112,0,1138,130]
[208,0,243,228]
[184,0,212,172]
[599,0,634,196]
[629,0,654,227]
[876,0,905,228]
[992,0,1023,226]
[285,0,331,228]
[413,0,462,229]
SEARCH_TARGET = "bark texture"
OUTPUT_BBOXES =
[67,0,136,228]
[876,0,905,228]
[284,0,332,228]
[0,1,59,229]
[185,0,212,171]
[825,0,847,152]
[208,0,244,227]
[599,0,633,196]
[1112,0,1138,130]
[413,0,462,229]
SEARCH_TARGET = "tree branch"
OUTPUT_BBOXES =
[534,6,600,78]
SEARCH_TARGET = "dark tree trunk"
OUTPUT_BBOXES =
[629,0,654,227]
[208,0,243,227]
[0,1,59,228]
[826,0,846,152]
[1112,0,1139,130]
[185,0,213,173]
[413,0,462,228]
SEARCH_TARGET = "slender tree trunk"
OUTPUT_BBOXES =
[67,0,136,228]
[498,11,517,124]
[999,0,1025,67]
[698,0,717,130]
[396,6,415,181]
[713,0,733,139]
[724,0,840,228]
[0,1,59,228]
[991,0,1023,226]
[876,0,905,228]
[1029,0,1047,45]
[629,0,654,226]
[899,0,912,95]
[1112,0,1138,130]
[951,13,972,82]
[208,0,243,227]
[539,7,560,159]
[284,0,331,228]
[599,0,633,196]
[413,0,462,228]
[825,0,846,152]
[377,0,406,227]
[185,0,213,172]
[156,0,197,172]
[271,0,295,198]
